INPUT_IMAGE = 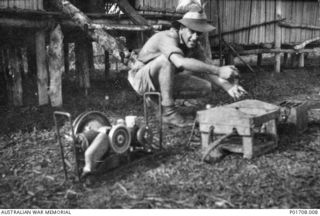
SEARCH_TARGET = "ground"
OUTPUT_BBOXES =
[0,56,320,209]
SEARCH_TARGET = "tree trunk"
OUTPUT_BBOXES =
[51,0,128,62]
[8,47,23,106]
[274,0,282,73]
[36,30,49,106]
[48,24,64,107]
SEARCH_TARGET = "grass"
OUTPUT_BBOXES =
[0,61,320,209]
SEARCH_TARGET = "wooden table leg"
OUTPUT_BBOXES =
[243,136,253,159]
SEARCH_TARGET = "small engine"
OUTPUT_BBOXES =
[54,92,162,180]
[73,112,154,176]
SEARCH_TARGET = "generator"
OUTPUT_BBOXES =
[54,92,162,181]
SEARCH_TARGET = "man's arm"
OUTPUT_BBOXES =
[170,53,220,75]
[170,53,239,79]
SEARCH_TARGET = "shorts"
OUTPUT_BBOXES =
[128,61,156,95]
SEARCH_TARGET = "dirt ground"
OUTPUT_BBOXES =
[0,55,320,209]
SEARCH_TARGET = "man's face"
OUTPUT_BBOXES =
[180,26,203,48]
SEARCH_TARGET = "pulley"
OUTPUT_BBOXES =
[73,111,111,134]
[72,111,111,150]
[136,126,153,148]
[108,124,131,154]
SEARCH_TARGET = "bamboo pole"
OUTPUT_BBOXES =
[294,36,320,50]
[216,0,223,66]
[210,18,285,38]
[280,22,320,30]
[213,48,316,55]
[274,0,282,73]
[298,53,305,68]
[35,30,49,105]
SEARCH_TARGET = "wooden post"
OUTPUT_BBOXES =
[105,50,110,81]
[216,0,223,66]
[63,42,69,75]
[283,53,289,68]
[48,24,64,107]
[27,37,37,77]
[291,53,299,68]
[257,53,263,67]
[1,48,11,105]
[21,47,28,78]
[8,47,23,106]
[298,53,305,68]
[274,0,282,73]
[75,41,82,87]
[75,37,90,95]
[35,30,49,105]
[0,49,8,105]
[86,40,95,80]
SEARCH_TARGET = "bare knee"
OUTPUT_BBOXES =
[149,55,176,77]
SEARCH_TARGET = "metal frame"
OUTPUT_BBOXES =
[143,92,162,150]
[53,111,80,181]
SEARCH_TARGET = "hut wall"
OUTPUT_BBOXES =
[0,0,43,10]
[135,0,320,46]
[135,0,179,13]
[209,0,320,46]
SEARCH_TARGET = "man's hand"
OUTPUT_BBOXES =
[227,85,247,100]
[218,65,239,80]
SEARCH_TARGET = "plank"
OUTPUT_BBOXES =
[259,0,265,44]
[118,0,149,25]
[233,0,241,43]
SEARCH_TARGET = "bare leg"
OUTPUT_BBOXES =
[148,55,176,106]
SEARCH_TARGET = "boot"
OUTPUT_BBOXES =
[162,105,193,127]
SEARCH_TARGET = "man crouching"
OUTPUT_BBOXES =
[128,7,247,127]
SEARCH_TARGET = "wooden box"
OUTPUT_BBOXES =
[278,100,309,133]
[197,99,280,159]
